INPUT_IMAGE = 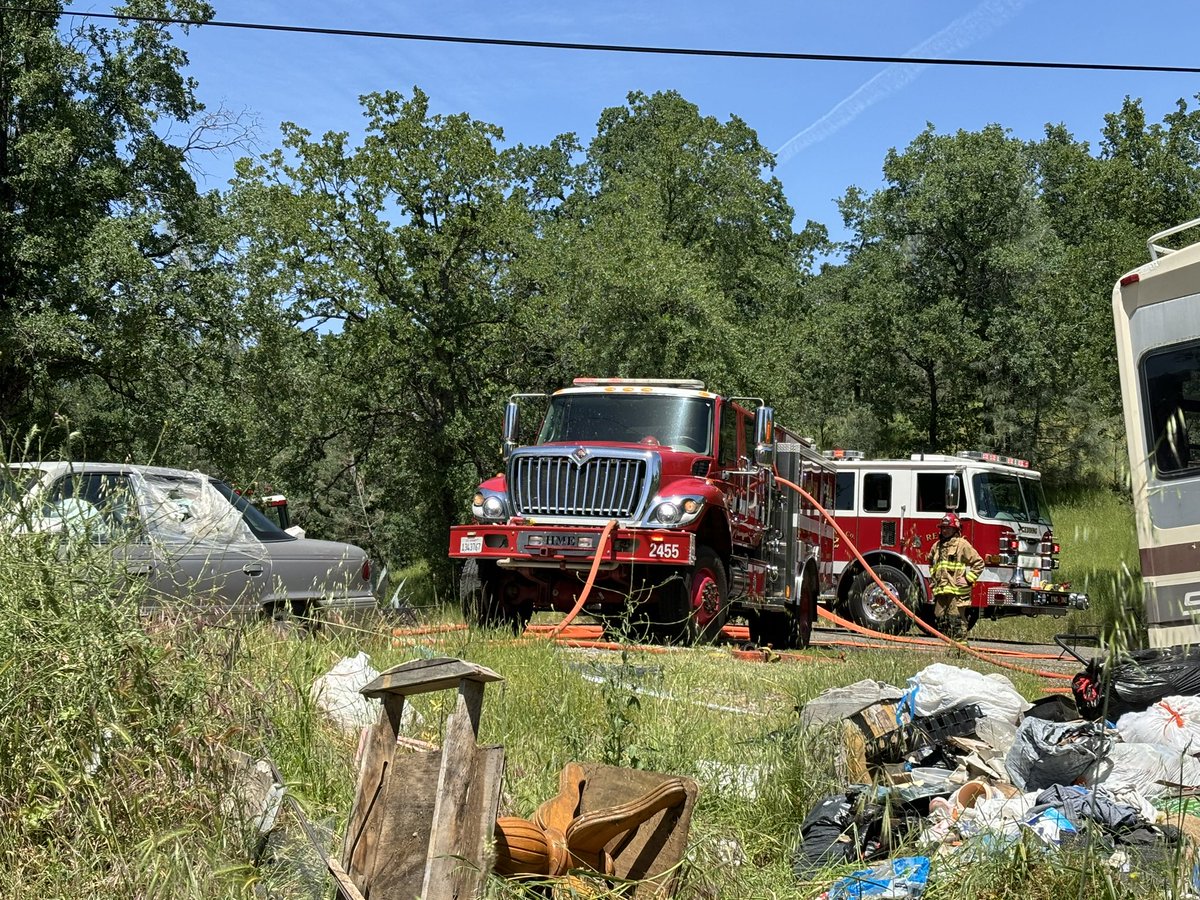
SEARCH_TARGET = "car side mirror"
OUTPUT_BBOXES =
[502,400,520,462]
[754,406,776,468]
[945,474,961,511]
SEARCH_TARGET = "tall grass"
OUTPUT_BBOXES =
[967,487,1142,646]
[3,484,1186,898]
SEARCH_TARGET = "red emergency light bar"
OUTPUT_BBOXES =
[823,448,866,460]
[957,451,1030,469]
[571,377,706,389]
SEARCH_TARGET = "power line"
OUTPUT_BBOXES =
[5,5,1200,75]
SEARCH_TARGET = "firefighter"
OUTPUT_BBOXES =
[928,512,984,638]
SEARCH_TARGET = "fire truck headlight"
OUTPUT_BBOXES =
[647,496,704,527]
[656,502,682,525]
[472,491,508,523]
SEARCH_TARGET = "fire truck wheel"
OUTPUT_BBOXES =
[461,560,504,630]
[848,564,914,635]
[678,546,729,644]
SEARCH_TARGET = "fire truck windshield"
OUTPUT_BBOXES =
[972,472,1052,526]
[537,394,715,453]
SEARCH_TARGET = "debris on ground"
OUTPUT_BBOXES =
[493,761,698,898]
[796,658,1200,897]
[340,657,505,900]
[310,651,424,733]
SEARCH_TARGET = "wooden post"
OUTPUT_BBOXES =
[338,657,504,900]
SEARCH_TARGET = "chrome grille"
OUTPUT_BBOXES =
[510,454,647,518]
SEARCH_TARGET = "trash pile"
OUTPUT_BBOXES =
[796,655,1200,898]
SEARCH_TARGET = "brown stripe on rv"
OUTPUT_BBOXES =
[1141,542,1200,577]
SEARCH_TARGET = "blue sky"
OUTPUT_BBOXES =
[71,1,1200,240]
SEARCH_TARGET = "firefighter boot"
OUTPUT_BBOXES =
[935,613,966,641]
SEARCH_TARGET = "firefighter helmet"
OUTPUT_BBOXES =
[939,513,961,530]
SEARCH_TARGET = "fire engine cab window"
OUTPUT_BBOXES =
[835,473,855,510]
[916,473,966,513]
[538,394,715,454]
[862,473,891,512]
[1142,342,1200,477]
[718,407,738,467]
[972,473,1052,526]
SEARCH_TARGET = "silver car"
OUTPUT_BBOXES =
[3,462,383,624]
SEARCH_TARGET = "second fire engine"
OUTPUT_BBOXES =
[826,450,1089,633]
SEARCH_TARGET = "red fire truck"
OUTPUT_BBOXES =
[450,378,835,648]
[826,450,1089,633]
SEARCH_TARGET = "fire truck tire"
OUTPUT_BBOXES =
[461,560,529,634]
[676,545,729,644]
[848,564,914,635]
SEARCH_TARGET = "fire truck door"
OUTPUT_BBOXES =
[740,416,769,548]
[717,406,768,550]
[833,471,857,553]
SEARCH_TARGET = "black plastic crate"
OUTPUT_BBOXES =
[864,703,983,764]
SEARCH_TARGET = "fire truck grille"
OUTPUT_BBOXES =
[510,456,647,518]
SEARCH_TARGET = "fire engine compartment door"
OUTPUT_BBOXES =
[767,448,802,599]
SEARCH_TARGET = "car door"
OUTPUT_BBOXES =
[35,469,145,590]
[133,471,273,620]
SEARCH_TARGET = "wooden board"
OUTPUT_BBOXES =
[361,657,503,699]
[363,750,443,900]
[341,697,406,884]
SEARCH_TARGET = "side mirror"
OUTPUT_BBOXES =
[502,400,520,462]
[945,474,961,511]
[754,406,776,468]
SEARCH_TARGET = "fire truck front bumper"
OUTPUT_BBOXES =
[449,524,695,568]
[982,585,1089,616]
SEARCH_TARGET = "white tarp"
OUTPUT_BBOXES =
[137,471,261,551]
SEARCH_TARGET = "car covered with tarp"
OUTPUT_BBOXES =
[2,461,383,625]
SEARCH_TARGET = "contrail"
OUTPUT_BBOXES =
[776,0,1030,163]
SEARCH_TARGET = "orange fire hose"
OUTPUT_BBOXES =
[439,481,1073,682]
[546,519,619,639]
[775,475,1072,681]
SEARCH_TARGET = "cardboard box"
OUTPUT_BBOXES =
[841,701,905,783]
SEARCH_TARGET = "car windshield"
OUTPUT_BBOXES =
[537,394,715,453]
[972,472,1052,526]
[210,480,294,542]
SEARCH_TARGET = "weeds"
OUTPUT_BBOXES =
[2,485,1190,898]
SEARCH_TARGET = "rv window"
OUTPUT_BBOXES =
[1142,342,1200,477]
[863,473,891,513]
[835,472,855,510]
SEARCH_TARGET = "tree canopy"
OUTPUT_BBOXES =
[5,7,1200,576]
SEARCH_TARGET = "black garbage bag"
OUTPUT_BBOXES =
[790,790,887,879]
[1074,646,1200,721]
[1005,718,1112,791]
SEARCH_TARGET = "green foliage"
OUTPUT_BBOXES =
[0,1,260,471]
[0,524,251,895]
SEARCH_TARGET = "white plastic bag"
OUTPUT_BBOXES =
[311,652,382,730]
[905,664,1027,724]
[1086,741,1200,800]
[800,679,904,728]
[1115,695,1200,755]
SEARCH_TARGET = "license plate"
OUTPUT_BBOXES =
[459,536,483,554]
[519,532,597,552]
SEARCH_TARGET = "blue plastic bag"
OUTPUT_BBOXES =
[827,856,931,899]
